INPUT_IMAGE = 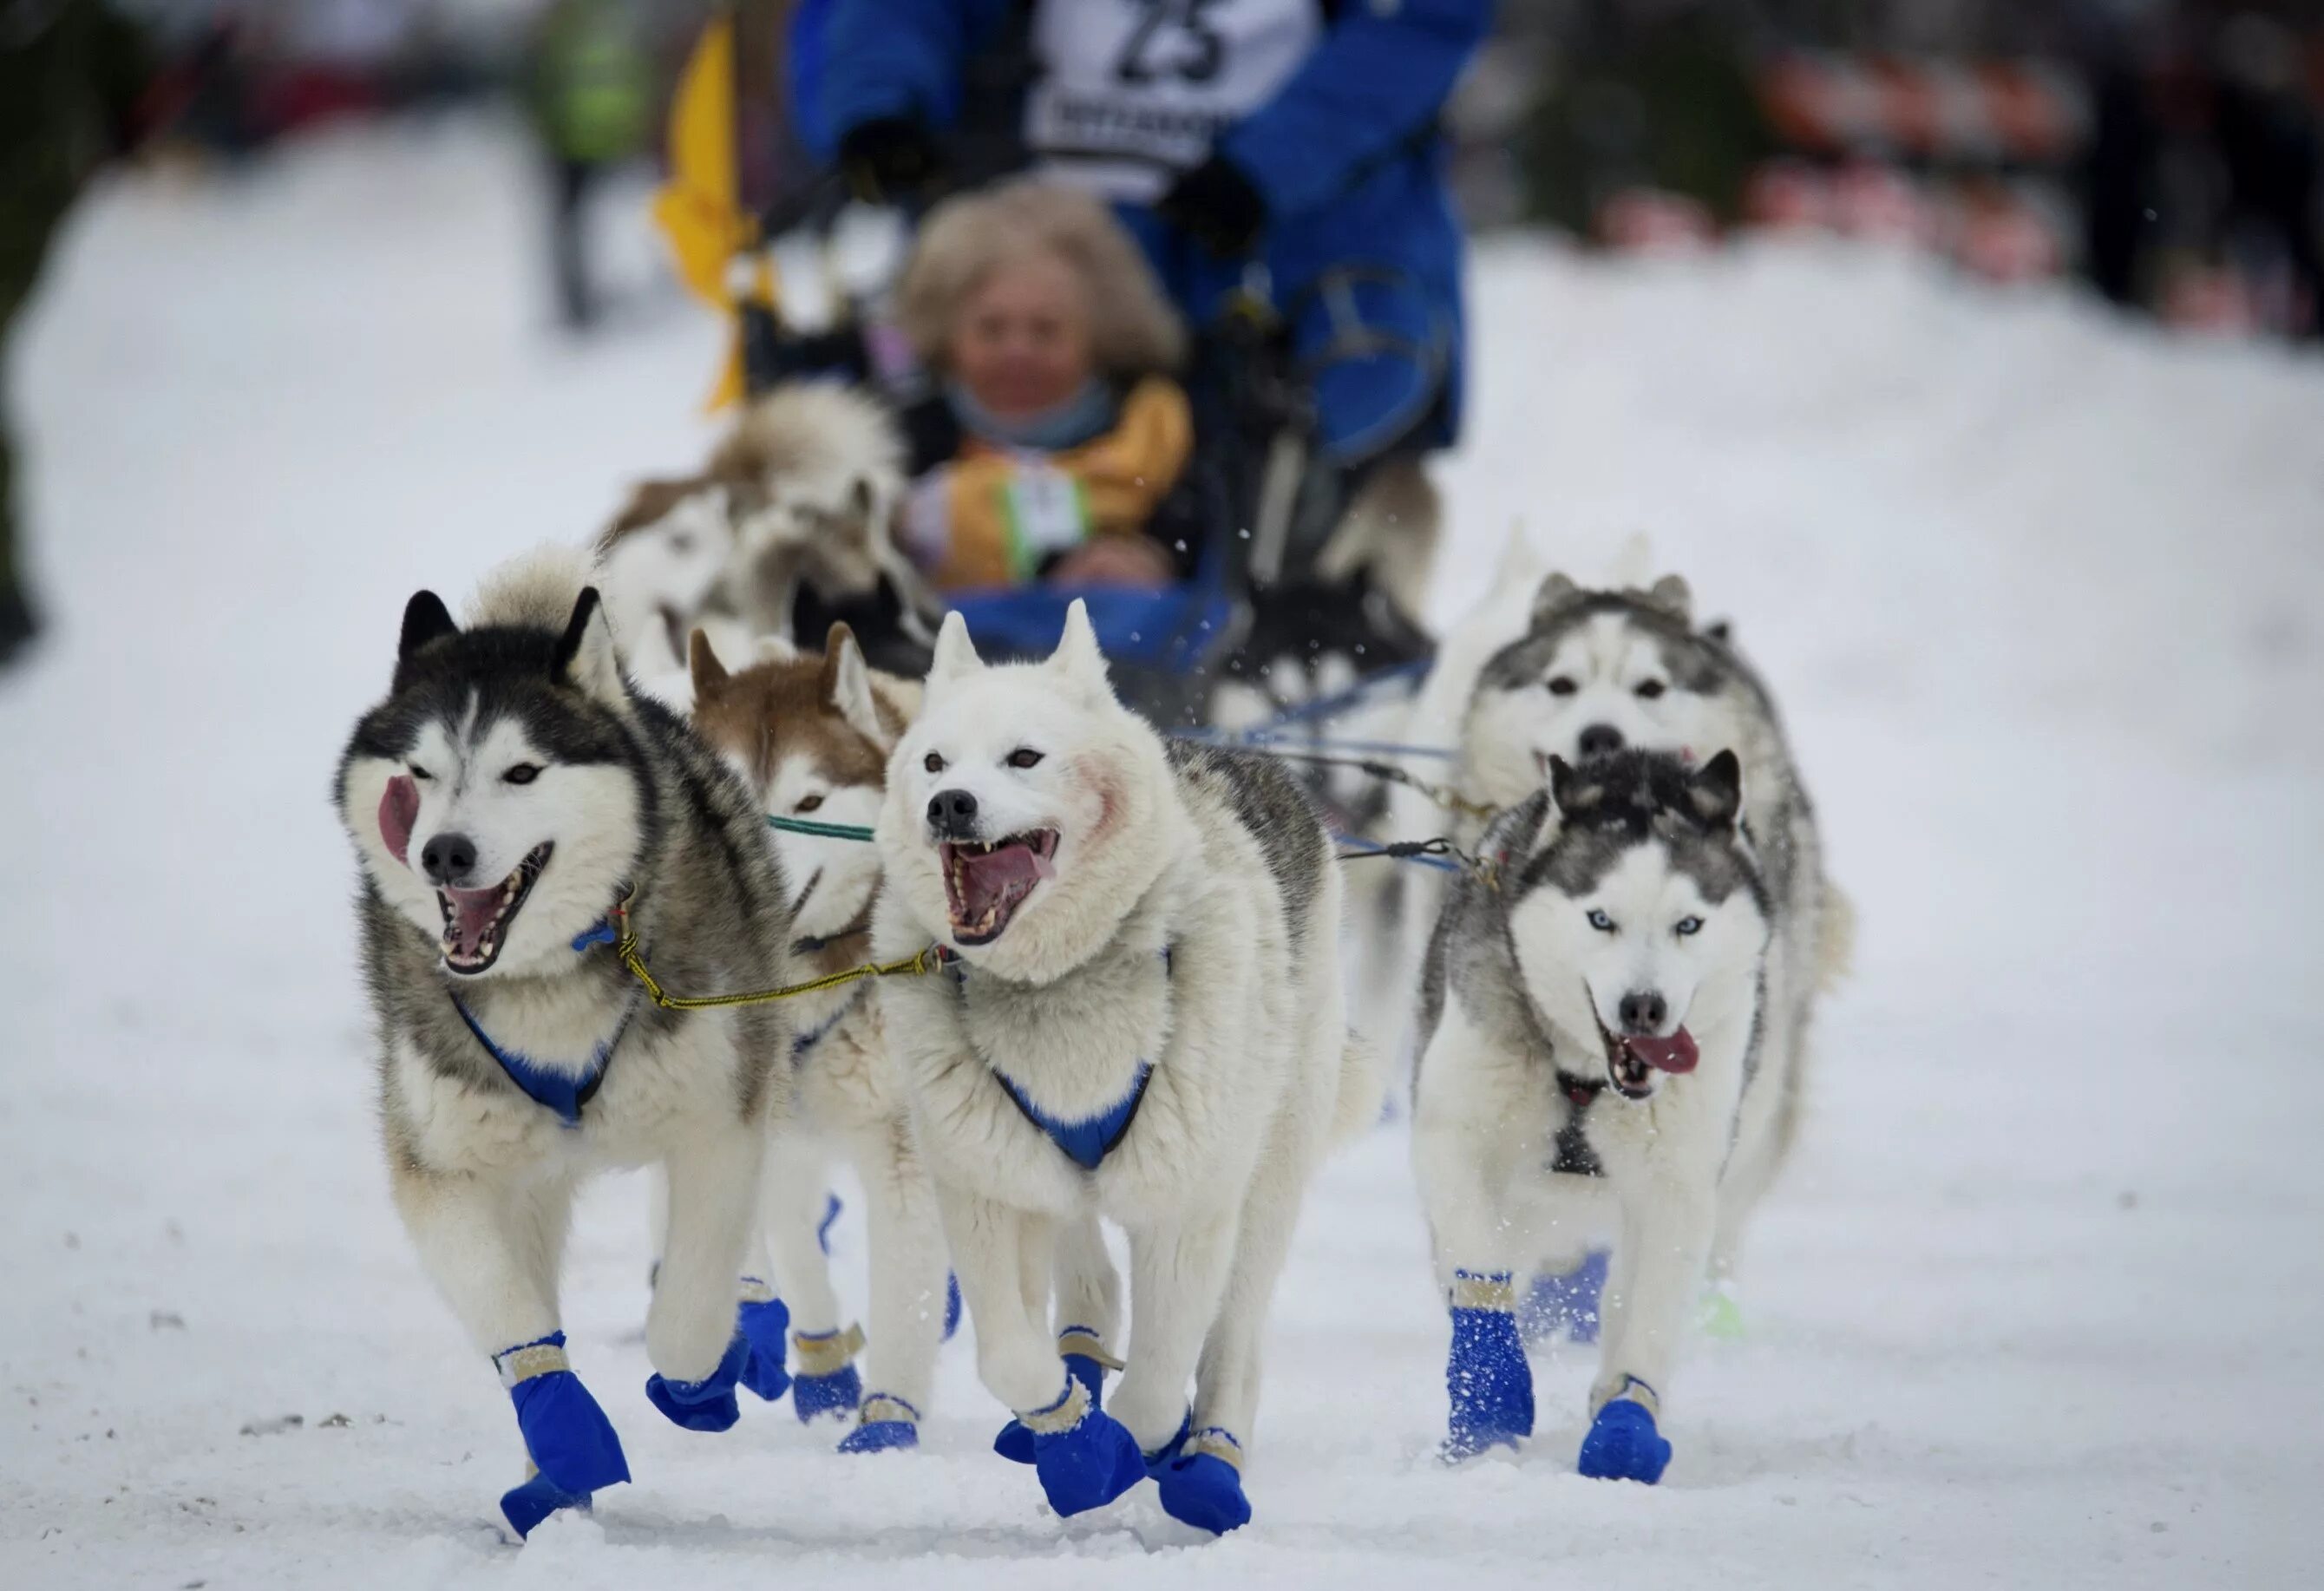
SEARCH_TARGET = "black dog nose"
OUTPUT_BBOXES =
[1618,990,1667,1035]
[927,789,979,838]
[1577,723,1625,759]
[421,832,477,886]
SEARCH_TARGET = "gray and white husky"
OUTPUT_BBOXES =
[868,602,1377,1534]
[334,547,795,1537]
[1391,568,1849,1294]
[1411,749,1770,1482]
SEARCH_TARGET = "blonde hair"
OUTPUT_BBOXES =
[897,180,1186,378]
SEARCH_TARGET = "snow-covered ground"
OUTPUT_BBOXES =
[4,120,2321,1588]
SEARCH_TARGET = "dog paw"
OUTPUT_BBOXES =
[996,1348,1110,1464]
[736,1291,792,1403]
[1577,1398,1671,1483]
[792,1364,863,1423]
[1520,1250,1609,1346]
[838,1399,921,1454]
[1154,1448,1250,1535]
[644,1335,749,1433]
[495,1335,631,1499]
[1445,1293,1535,1457]
[1031,1410,1146,1516]
[498,1472,592,1540]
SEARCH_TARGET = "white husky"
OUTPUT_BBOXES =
[868,603,1374,1533]
[683,623,954,1451]
[1412,749,1771,1483]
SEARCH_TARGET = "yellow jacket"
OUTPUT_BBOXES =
[929,376,1194,592]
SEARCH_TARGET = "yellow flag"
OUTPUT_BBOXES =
[651,13,766,410]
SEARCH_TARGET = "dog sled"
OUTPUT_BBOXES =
[651,9,1438,737]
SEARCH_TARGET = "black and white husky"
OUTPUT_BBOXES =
[1412,750,1770,1482]
[869,602,1377,1534]
[1391,567,1849,1318]
[334,548,795,1537]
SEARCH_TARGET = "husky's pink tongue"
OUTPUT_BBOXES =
[380,776,420,865]
[445,885,502,957]
[1625,1028,1699,1074]
[959,844,1042,917]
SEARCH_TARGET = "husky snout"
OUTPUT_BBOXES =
[927,788,981,840]
[1578,723,1625,758]
[1617,989,1668,1035]
[421,831,479,887]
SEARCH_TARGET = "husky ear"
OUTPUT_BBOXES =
[398,590,458,664]
[822,623,892,750]
[1638,574,1693,621]
[687,627,729,694]
[553,587,626,706]
[1529,573,1582,631]
[927,609,983,691]
[1051,599,1111,697]
[1689,750,1745,831]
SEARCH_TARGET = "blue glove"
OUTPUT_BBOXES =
[836,1392,921,1454]
[1578,1379,1671,1483]
[644,1333,749,1432]
[995,1332,1110,1464]
[790,1325,865,1422]
[492,1332,628,1537]
[1022,1378,1145,1517]
[736,1281,792,1403]
[1151,1426,1251,1535]
[1443,1271,1534,1460]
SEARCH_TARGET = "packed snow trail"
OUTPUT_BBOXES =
[3,119,2319,1589]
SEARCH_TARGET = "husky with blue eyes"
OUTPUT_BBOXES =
[1411,748,1774,1483]
[870,601,1378,1535]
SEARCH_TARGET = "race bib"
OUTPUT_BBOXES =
[1025,0,1322,202]
[1005,462,1090,571]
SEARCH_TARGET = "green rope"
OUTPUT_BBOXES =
[769,815,877,842]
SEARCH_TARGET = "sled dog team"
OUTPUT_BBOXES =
[336,540,1845,1539]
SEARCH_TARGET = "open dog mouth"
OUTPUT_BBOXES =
[1594,1012,1699,1099]
[437,843,552,974]
[939,830,1058,945]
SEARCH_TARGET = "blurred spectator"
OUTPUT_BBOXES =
[0,0,154,668]
[526,0,654,331]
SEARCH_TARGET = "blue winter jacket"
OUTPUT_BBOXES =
[795,0,1489,459]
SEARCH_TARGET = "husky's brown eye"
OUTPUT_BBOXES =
[795,794,824,814]
[1547,677,1577,697]
[1635,680,1666,700]
[503,764,540,785]
[923,752,946,774]
[1006,748,1044,769]
[409,763,434,781]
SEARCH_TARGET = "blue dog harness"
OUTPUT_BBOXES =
[946,948,1169,1172]
[445,916,638,1128]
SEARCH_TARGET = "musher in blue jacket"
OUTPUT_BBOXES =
[795,0,1489,509]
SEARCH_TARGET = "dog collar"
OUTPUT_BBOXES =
[948,948,1170,1171]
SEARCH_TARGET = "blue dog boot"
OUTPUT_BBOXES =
[1443,1271,1535,1460]
[1154,1427,1252,1535]
[789,1324,865,1421]
[644,1333,750,1432]
[499,1468,590,1539]
[1521,1249,1609,1346]
[736,1278,792,1403]
[996,1326,1120,1464]
[1578,1377,1672,1483]
[837,1392,921,1454]
[493,1332,629,1536]
[944,1272,963,1341]
[1022,1378,1145,1516]
[1142,1408,1191,1479]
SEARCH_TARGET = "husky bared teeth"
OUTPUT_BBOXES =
[438,842,552,974]
[939,830,1058,945]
